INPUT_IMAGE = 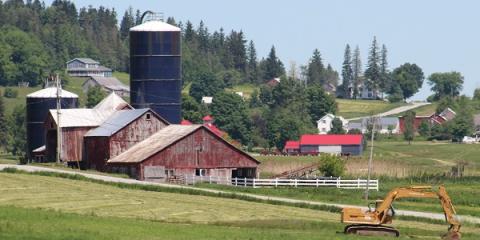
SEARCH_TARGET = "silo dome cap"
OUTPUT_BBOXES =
[27,87,78,98]
[130,20,181,32]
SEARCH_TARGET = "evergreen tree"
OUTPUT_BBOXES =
[352,45,362,99]
[306,84,337,124]
[7,104,26,161]
[246,40,258,83]
[450,96,474,142]
[341,44,353,98]
[181,94,204,123]
[262,46,285,80]
[119,7,134,40]
[134,9,142,25]
[184,21,195,43]
[307,49,324,86]
[379,44,390,95]
[365,36,381,98]
[226,30,247,74]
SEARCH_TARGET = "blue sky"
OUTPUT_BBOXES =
[46,0,479,100]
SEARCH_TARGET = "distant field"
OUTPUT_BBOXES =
[113,71,130,85]
[0,86,41,114]
[1,172,478,239]
[337,99,406,119]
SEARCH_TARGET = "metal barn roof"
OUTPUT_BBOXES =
[108,125,203,163]
[27,87,78,98]
[284,141,300,150]
[130,21,181,32]
[300,134,363,145]
[85,109,159,137]
[49,92,131,128]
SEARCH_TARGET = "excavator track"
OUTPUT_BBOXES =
[344,224,400,237]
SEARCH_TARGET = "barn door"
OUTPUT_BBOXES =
[144,166,166,182]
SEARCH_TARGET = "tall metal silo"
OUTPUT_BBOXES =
[26,87,79,161]
[130,13,181,123]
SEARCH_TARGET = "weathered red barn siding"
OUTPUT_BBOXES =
[399,116,431,133]
[85,111,167,171]
[109,114,167,157]
[84,137,109,170]
[61,127,93,162]
[137,128,258,180]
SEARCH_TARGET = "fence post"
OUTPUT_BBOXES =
[209,175,212,184]
[357,178,360,189]
[376,179,379,191]
[294,178,297,188]
[275,178,278,187]
[235,177,238,186]
[336,177,340,188]
[244,177,247,187]
[316,178,319,187]
[253,178,256,188]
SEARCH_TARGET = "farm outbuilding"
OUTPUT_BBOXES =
[84,109,169,171]
[107,125,259,181]
[45,93,131,163]
[283,141,300,154]
[299,134,363,156]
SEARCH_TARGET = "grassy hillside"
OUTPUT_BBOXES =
[1,172,478,239]
[0,86,41,114]
[337,99,406,119]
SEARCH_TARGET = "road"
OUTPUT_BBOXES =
[1,164,478,225]
[347,102,431,121]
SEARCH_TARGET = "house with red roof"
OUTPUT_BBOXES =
[298,134,363,155]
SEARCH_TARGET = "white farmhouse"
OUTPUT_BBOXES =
[317,114,348,134]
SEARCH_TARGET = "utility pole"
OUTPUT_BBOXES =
[56,74,62,164]
[365,116,376,200]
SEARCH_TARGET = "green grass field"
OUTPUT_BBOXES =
[337,99,407,119]
[0,86,41,114]
[225,83,259,99]
[1,172,478,240]
[113,71,130,85]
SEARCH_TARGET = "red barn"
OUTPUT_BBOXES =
[299,134,363,155]
[84,109,169,171]
[283,141,300,154]
[107,125,259,181]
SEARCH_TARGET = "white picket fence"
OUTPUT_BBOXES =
[184,175,379,190]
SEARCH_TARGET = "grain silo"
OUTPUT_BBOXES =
[26,87,79,161]
[129,12,181,124]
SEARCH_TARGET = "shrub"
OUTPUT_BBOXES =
[3,88,18,98]
[319,154,345,177]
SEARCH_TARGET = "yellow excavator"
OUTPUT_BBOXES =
[341,185,461,240]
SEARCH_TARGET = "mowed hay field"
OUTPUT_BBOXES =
[336,99,406,119]
[1,173,478,240]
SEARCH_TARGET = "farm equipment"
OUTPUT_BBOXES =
[341,185,461,240]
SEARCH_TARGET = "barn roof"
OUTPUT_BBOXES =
[85,109,167,137]
[84,76,130,92]
[284,141,300,150]
[130,20,181,32]
[300,134,363,145]
[27,87,78,98]
[108,125,259,164]
[49,92,131,128]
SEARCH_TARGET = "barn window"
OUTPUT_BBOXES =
[195,169,207,176]
[146,113,151,121]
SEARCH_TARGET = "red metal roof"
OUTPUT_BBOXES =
[204,123,224,137]
[300,134,362,145]
[284,141,300,149]
[180,120,193,125]
[203,115,213,121]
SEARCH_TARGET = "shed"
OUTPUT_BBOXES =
[45,92,132,163]
[283,141,300,154]
[82,76,130,97]
[84,109,169,171]
[107,125,259,181]
[299,134,363,155]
